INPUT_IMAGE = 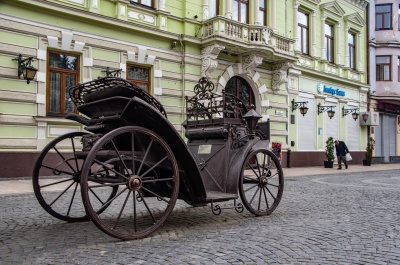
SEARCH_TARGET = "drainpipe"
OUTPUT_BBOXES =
[179,34,186,136]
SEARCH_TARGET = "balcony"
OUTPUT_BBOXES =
[202,17,296,63]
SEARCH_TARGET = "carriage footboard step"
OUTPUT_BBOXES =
[211,199,244,215]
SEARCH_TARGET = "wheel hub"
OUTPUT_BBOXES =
[260,177,268,187]
[128,176,142,191]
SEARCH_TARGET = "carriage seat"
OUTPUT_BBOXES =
[82,85,137,103]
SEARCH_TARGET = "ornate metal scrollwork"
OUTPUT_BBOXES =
[186,77,247,122]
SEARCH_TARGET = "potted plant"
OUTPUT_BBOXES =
[324,137,335,168]
[363,137,375,166]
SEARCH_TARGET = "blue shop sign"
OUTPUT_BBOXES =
[317,83,346,97]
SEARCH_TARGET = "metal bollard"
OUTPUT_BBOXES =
[287,148,291,168]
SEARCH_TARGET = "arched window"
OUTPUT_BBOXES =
[225,76,255,108]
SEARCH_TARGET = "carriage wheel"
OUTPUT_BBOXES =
[80,126,179,240]
[32,132,118,222]
[239,148,284,216]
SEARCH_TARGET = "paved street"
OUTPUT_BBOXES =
[1,167,400,264]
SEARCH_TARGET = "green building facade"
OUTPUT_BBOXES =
[0,0,369,177]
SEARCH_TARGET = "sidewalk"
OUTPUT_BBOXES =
[1,163,400,196]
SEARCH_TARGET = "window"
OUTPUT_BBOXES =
[209,0,219,18]
[297,11,309,54]
[325,23,334,63]
[376,56,391,81]
[127,64,151,93]
[398,57,400,82]
[232,0,248,24]
[225,76,254,107]
[348,33,355,69]
[47,51,79,116]
[376,4,392,30]
[259,0,266,26]
[130,0,153,7]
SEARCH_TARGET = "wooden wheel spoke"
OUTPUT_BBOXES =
[244,183,258,193]
[114,191,131,230]
[138,192,156,223]
[140,186,169,203]
[139,155,168,179]
[49,181,75,207]
[141,177,174,184]
[131,133,136,175]
[53,146,77,173]
[66,182,79,217]
[137,138,154,176]
[110,138,131,175]
[262,187,270,209]
[96,187,128,214]
[39,177,74,189]
[249,186,260,205]
[41,164,75,176]
[93,159,129,180]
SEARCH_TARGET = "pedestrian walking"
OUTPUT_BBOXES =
[335,140,349,170]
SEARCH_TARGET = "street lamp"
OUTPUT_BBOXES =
[318,103,336,119]
[291,99,308,116]
[12,54,38,84]
[342,107,359,121]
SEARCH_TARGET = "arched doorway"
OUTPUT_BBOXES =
[225,76,255,108]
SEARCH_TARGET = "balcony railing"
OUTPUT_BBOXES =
[203,17,294,56]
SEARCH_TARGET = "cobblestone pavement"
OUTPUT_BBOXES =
[1,170,399,264]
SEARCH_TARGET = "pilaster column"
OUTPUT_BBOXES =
[293,1,300,51]
[336,22,341,65]
[345,25,350,68]
[270,0,276,30]
[201,44,225,78]
[357,32,362,71]
[321,14,327,60]
[311,11,317,57]
[253,0,260,25]
[158,0,166,11]
[203,0,209,20]
[225,0,232,19]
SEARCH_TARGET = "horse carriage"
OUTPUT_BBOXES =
[32,76,284,240]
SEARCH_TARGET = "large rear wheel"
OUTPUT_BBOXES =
[239,148,283,216]
[80,126,179,240]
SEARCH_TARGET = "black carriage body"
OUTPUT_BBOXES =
[33,76,282,240]
[67,77,268,205]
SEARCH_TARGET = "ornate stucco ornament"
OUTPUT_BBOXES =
[242,54,263,74]
[272,62,293,91]
[201,44,225,78]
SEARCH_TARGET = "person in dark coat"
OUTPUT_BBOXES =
[335,140,349,169]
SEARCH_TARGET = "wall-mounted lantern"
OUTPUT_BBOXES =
[342,107,359,121]
[318,103,336,119]
[291,99,308,116]
[12,54,38,84]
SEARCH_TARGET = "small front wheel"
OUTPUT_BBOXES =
[239,149,283,216]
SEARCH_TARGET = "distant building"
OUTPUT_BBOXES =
[0,0,369,177]
[368,0,400,163]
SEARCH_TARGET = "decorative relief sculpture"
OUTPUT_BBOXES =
[271,62,292,91]
[262,28,272,45]
[201,44,225,78]
[242,54,263,74]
